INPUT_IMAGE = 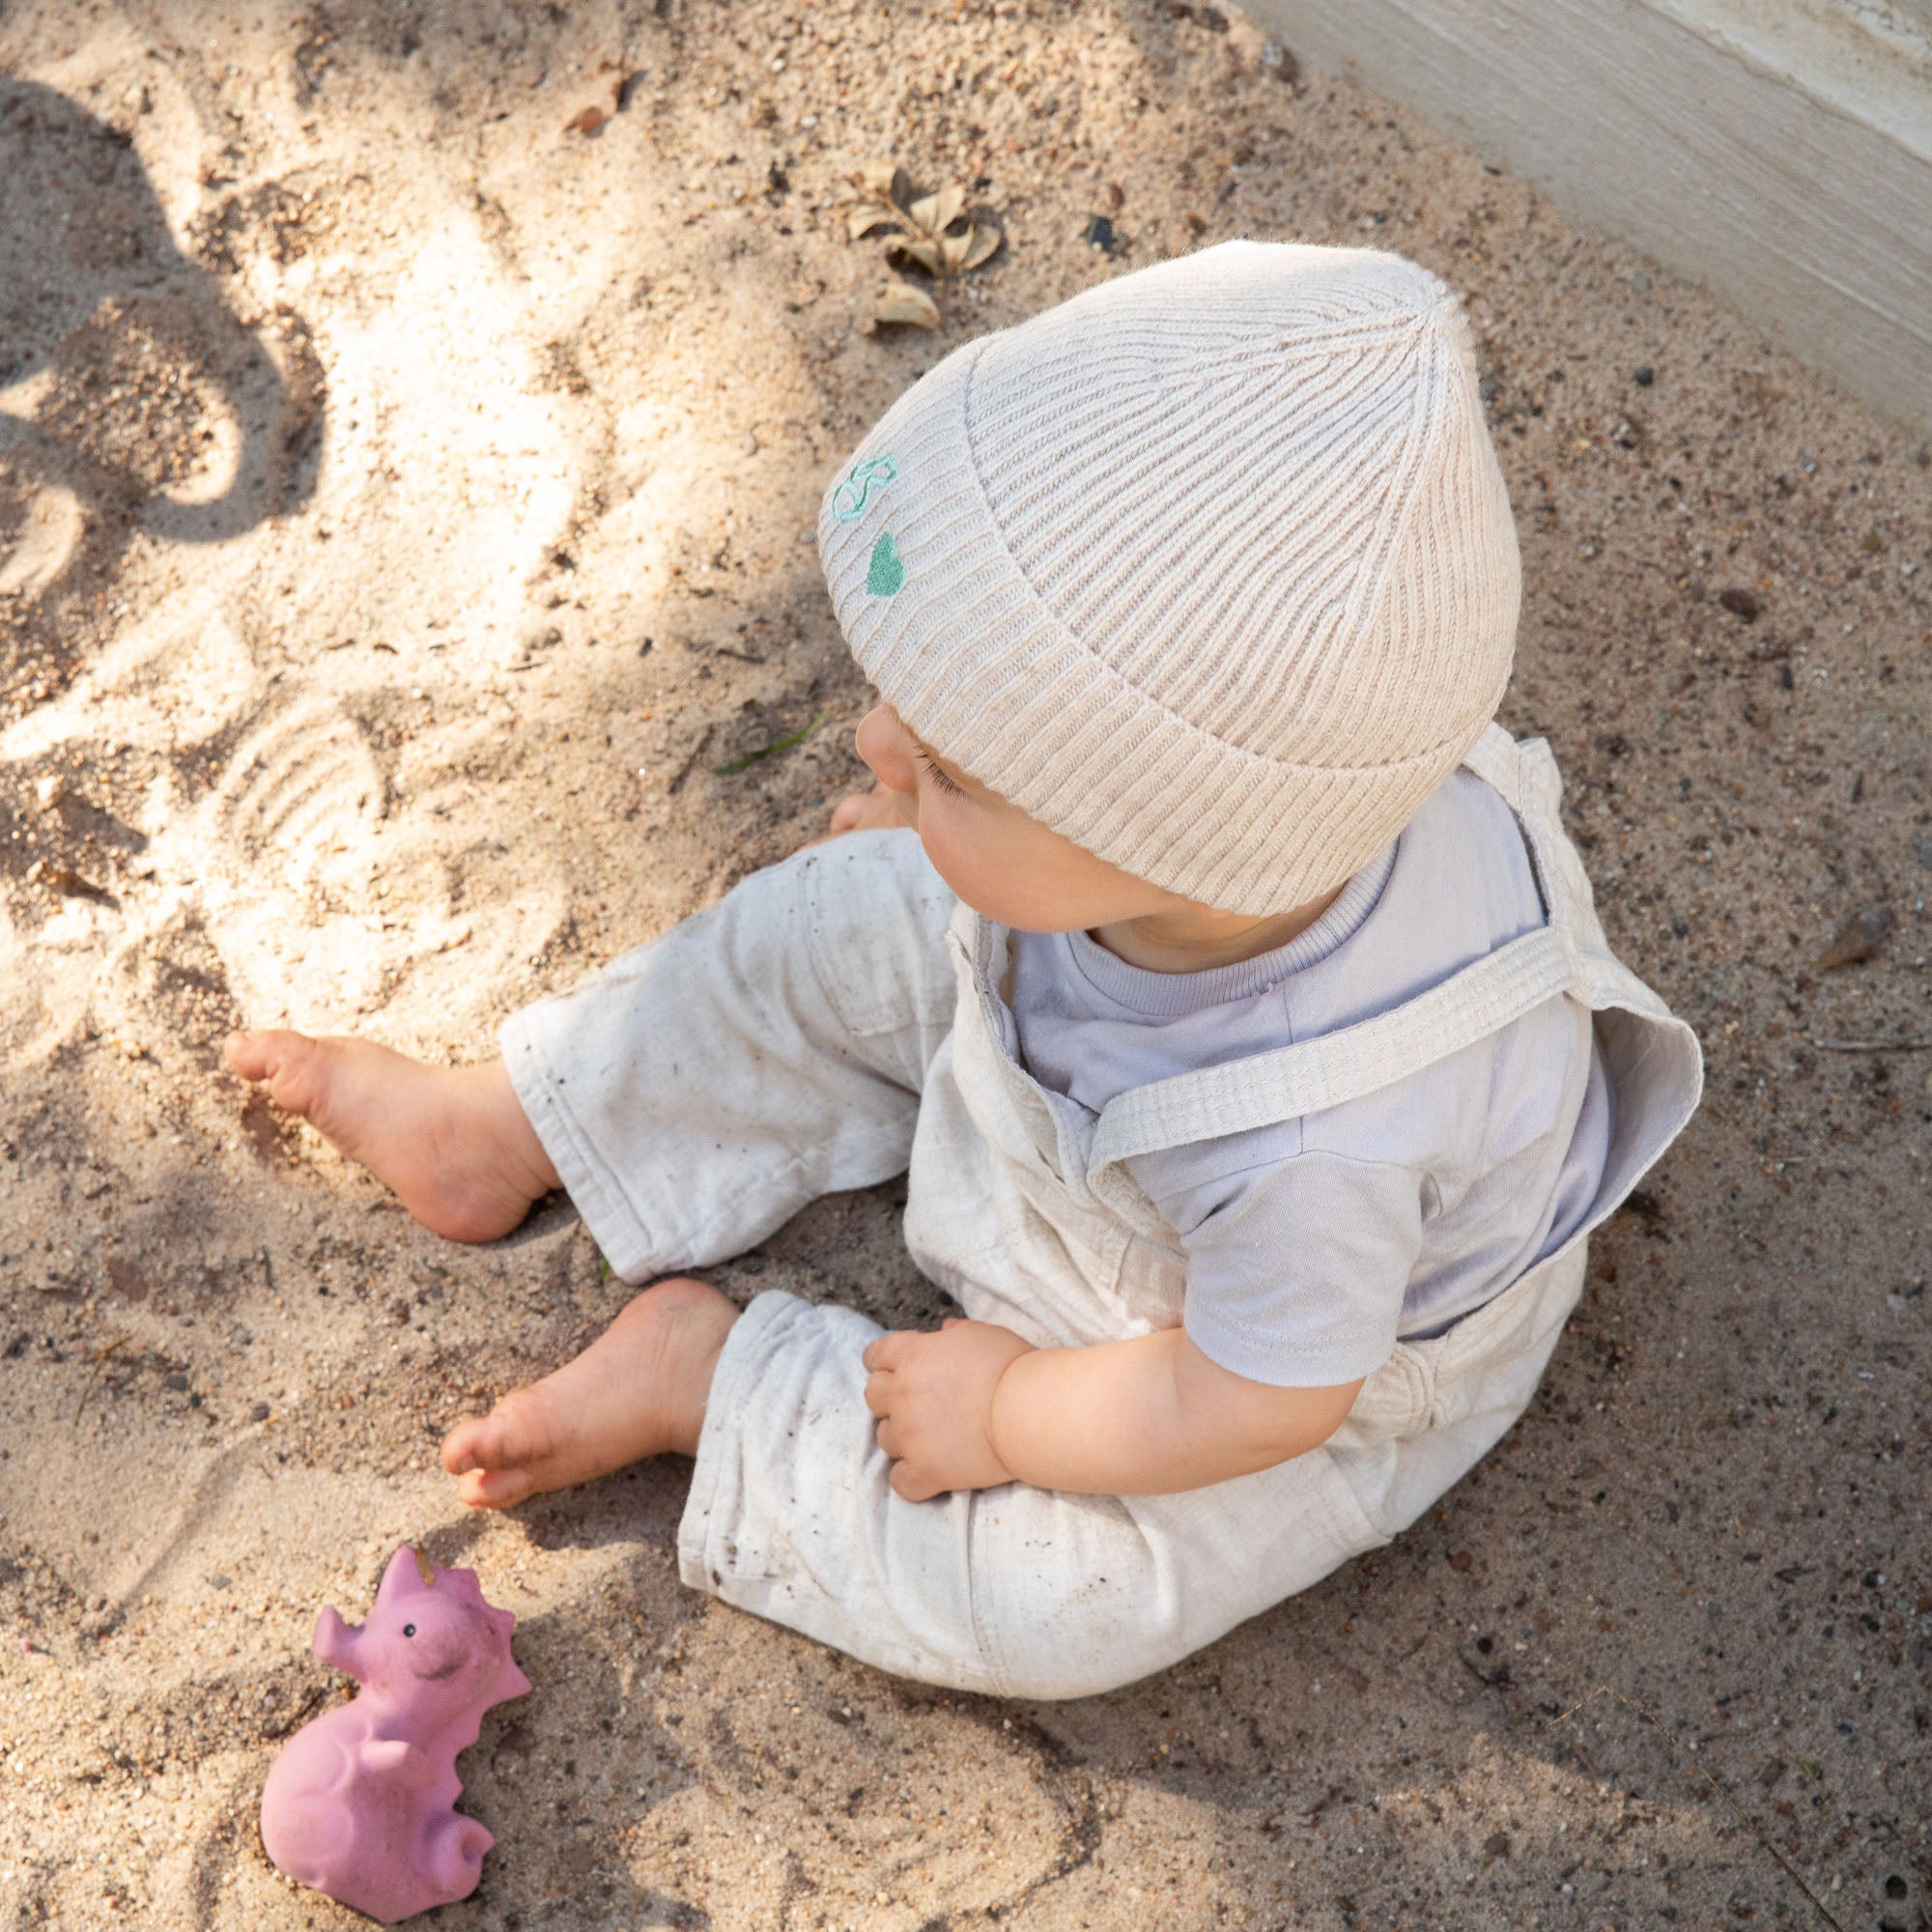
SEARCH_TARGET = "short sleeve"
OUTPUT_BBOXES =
[1129,1141,1428,1387]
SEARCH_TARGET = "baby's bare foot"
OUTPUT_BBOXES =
[223,1031,559,1242]
[805,781,909,846]
[440,1277,738,1509]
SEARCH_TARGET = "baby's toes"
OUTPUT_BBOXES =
[440,1414,493,1477]
[444,1406,544,1510]
[442,1389,558,1477]
[456,1463,538,1511]
[228,1028,327,1113]
[222,1029,278,1082]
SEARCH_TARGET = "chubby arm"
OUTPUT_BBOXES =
[862,1320,1364,1501]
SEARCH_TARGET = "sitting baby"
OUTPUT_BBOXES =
[227,242,1700,1698]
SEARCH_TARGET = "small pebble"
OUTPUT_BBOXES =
[162,1371,189,1391]
[1083,213,1119,254]
[249,1400,271,1422]
[211,1575,232,1591]
[1259,41,1299,83]
[1633,365,1654,385]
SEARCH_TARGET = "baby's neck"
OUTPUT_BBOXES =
[1088,885,1346,976]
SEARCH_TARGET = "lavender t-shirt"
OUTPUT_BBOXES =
[1002,771,1611,1387]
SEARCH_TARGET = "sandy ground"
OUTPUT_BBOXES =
[0,1,1928,1927]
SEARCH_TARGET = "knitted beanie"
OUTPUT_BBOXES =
[817,241,1521,914]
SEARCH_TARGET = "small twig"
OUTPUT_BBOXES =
[665,724,715,796]
[73,1333,130,1427]
[1809,1037,1932,1053]
[1551,1687,1848,1931]
[1595,540,1677,582]
[1300,1783,1344,1828]
[714,706,827,776]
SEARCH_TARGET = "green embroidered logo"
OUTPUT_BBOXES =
[832,454,897,523]
[867,531,905,597]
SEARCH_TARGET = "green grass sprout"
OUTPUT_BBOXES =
[714,706,828,776]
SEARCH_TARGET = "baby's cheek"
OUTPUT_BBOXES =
[918,814,1050,928]
[912,812,985,904]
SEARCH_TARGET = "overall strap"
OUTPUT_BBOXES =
[1087,925,1576,1170]
[1086,724,1582,1173]
[1459,721,1527,814]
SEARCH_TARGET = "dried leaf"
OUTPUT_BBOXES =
[24,859,115,906]
[939,230,972,274]
[874,279,942,330]
[847,205,899,242]
[908,184,966,236]
[1815,903,1894,971]
[564,104,609,136]
[886,234,944,275]
[961,222,1003,270]
[961,222,1002,270]
[854,159,900,200]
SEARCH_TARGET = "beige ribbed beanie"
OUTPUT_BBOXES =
[817,241,1521,914]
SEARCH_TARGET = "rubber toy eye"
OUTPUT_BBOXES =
[403,1624,416,1637]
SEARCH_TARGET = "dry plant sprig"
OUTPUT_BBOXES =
[843,161,1003,331]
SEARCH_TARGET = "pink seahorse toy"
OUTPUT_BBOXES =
[260,1547,530,1923]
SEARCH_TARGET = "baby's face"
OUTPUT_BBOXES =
[854,705,1187,934]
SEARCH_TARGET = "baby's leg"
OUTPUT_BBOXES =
[225,830,952,1256]
[499,829,957,1282]
[223,1033,559,1242]
[440,1276,737,1509]
[676,1292,1390,1699]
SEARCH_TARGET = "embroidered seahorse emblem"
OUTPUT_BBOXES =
[832,455,898,523]
[867,531,905,596]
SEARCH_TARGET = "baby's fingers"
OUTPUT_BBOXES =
[862,1330,913,1374]
[889,1460,947,1503]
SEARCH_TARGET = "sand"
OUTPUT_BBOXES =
[1,2,1928,1927]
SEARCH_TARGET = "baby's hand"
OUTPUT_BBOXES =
[861,1319,1035,1501]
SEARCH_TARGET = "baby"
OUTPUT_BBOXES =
[227,243,1701,1698]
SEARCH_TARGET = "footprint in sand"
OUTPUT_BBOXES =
[212,698,386,892]
[199,698,402,1022]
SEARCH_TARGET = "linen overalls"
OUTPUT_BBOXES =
[504,726,1702,1699]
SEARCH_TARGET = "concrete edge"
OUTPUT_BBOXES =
[1237,0,1932,433]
